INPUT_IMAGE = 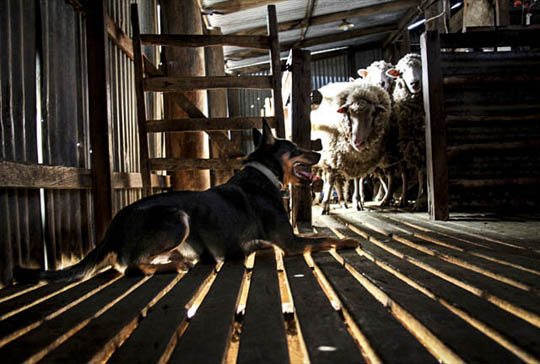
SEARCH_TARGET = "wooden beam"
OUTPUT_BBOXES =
[86,0,114,241]
[144,75,273,91]
[447,140,540,158]
[146,117,277,132]
[227,24,398,61]
[232,0,418,35]
[202,0,288,15]
[0,161,169,190]
[382,5,421,49]
[449,177,540,188]
[140,34,271,49]
[421,31,449,221]
[150,158,243,171]
[267,5,285,138]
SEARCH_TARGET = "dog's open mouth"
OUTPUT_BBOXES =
[293,163,317,183]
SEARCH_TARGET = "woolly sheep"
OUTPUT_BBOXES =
[384,53,425,209]
[357,60,396,95]
[311,81,392,214]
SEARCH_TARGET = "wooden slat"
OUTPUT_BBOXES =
[146,116,277,132]
[444,74,540,86]
[327,217,540,361]
[0,160,92,189]
[312,252,436,363]
[449,177,540,188]
[0,271,120,347]
[168,261,245,363]
[144,75,273,92]
[421,31,449,221]
[150,158,243,171]
[445,113,540,126]
[283,255,363,363]
[340,250,517,363]
[0,275,147,363]
[336,216,540,329]
[112,172,170,189]
[447,140,540,158]
[440,28,540,48]
[106,265,214,364]
[140,34,270,49]
[237,251,289,364]
[202,0,288,14]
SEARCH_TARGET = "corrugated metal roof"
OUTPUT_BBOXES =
[200,0,424,70]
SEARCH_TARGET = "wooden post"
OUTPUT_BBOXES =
[424,0,444,31]
[86,0,114,241]
[289,49,313,229]
[161,0,210,191]
[421,31,449,221]
[267,5,285,138]
[205,27,234,186]
[495,0,510,27]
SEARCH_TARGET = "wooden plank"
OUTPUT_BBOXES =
[146,116,277,132]
[341,250,518,362]
[106,265,214,364]
[444,74,540,86]
[85,0,114,240]
[267,5,285,138]
[449,177,540,188]
[0,271,119,347]
[312,252,436,363]
[495,0,510,26]
[336,216,540,329]
[440,28,540,48]
[140,34,270,49]
[237,251,289,364]
[144,75,273,92]
[331,220,540,361]
[202,0,288,14]
[283,255,363,363]
[447,140,540,158]
[0,275,147,363]
[150,158,243,171]
[168,261,245,363]
[0,160,92,189]
[421,31,449,221]
[289,49,312,227]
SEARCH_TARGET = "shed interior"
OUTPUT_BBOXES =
[1,0,539,362]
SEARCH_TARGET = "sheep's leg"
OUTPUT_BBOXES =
[343,179,351,203]
[335,179,348,209]
[352,178,364,211]
[379,174,393,207]
[321,171,335,215]
[398,170,407,208]
[413,170,425,211]
[375,175,388,202]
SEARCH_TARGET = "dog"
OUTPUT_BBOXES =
[14,120,357,283]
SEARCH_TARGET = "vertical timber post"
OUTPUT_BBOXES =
[290,49,313,229]
[267,5,285,139]
[161,0,210,191]
[421,31,449,220]
[86,0,114,241]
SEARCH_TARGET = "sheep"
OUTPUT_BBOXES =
[383,53,425,209]
[311,81,392,214]
[357,60,396,95]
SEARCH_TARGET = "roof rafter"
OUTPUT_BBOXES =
[202,0,288,15]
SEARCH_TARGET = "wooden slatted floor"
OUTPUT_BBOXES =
[1,209,539,363]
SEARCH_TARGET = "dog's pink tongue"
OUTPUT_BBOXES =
[298,170,313,180]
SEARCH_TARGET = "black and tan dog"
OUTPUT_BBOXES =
[15,120,357,283]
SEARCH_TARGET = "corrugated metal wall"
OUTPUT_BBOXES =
[0,0,94,279]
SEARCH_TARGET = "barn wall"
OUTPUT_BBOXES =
[0,0,160,285]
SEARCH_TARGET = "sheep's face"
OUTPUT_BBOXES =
[400,63,422,95]
[338,100,384,151]
[359,66,394,93]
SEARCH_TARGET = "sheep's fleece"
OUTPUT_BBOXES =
[312,82,392,179]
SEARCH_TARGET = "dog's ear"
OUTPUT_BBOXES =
[252,128,262,148]
[260,119,276,146]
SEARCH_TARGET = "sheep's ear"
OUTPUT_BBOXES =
[386,68,400,79]
[337,104,350,114]
[357,69,368,78]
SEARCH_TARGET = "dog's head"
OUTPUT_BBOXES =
[247,119,320,187]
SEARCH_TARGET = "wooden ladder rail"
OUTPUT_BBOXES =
[131,4,285,196]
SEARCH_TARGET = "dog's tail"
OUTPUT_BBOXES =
[13,240,113,284]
